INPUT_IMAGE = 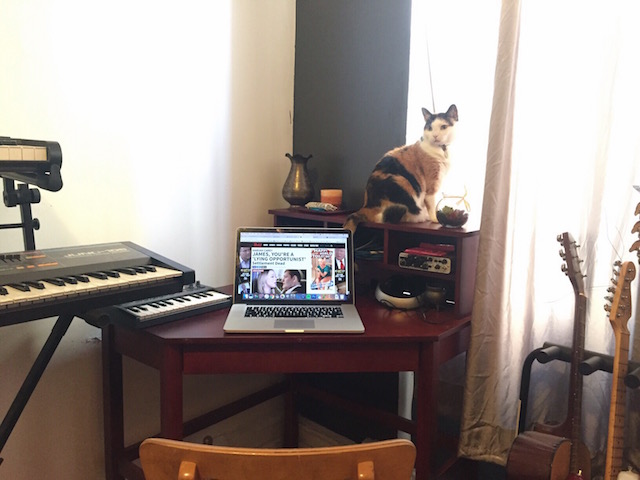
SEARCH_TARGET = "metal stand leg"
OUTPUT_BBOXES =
[0,314,74,464]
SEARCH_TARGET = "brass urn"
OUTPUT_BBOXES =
[282,153,313,206]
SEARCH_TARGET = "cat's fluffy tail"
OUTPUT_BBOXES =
[343,211,367,234]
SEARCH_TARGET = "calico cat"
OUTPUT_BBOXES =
[343,104,458,233]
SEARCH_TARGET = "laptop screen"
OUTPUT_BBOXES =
[233,227,354,305]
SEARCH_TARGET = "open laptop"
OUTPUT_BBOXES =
[223,227,365,334]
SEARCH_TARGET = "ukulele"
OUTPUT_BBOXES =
[506,233,591,480]
[603,260,637,480]
[534,233,591,479]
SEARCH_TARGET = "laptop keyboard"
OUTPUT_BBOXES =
[244,306,344,318]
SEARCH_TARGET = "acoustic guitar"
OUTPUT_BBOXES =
[603,260,637,480]
[506,233,591,480]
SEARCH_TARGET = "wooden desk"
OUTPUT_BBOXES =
[101,287,470,480]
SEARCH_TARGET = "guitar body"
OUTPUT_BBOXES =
[506,431,571,480]
[531,424,591,480]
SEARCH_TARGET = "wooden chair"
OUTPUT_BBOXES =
[139,437,416,480]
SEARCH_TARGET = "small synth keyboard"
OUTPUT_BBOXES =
[0,241,195,327]
[86,282,232,329]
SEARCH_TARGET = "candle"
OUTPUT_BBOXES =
[321,189,342,208]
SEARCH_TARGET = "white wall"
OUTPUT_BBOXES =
[0,0,295,477]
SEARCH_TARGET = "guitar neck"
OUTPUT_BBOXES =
[569,293,587,474]
[603,260,636,480]
[604,329,630,480]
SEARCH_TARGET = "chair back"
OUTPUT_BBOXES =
[139,437,416,480]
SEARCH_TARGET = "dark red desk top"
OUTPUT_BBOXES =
[131,286,471,346]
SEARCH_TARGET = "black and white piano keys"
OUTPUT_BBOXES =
[0,265,183,312]
[121,290,226,321]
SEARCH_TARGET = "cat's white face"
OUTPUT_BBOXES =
[424,117,456,147]
[421,104,458,148]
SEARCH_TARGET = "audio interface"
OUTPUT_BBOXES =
[397,243,454,274]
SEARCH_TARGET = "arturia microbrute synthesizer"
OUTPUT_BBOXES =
[83,281,232,329]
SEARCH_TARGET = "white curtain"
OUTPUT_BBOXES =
[409,0,640,468]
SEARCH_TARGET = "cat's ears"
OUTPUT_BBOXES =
[445,104,458,122]
[422,104,458,122]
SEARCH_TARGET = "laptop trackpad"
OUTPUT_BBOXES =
[274,320,316,330]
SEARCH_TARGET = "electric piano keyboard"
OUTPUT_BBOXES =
[0,241,195,326]
[84,282,232,329]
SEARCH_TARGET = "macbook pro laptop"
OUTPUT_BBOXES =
[223,227,365,334]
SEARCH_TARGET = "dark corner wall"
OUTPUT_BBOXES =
[293,0,412,211]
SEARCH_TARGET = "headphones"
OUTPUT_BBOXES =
[374,275,428,310]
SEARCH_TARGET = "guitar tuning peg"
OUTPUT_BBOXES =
[607,286,616,293]
[604,295,614,303]
[611,277,618,285]
[635,202,640,216]
[561,264,568,274]
[559,249,566,259]
[574,243,580,248]
[614,260,622,267]
[632,221,640,234]
[556,234,563,242]
[604,304,612,312]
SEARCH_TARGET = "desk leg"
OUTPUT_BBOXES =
[414,341,439,480]
[160,345,183,439]
[283,375,299,447]
[102,324,125,480]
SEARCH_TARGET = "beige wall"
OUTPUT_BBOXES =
[0,1,295,477]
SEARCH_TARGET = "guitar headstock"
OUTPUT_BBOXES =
[557,232,586,296]
[630,201,640,261]
[604,261,636,334]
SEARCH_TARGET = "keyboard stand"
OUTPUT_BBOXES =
[1,142,78,466]
[0,313,74,465]
[1,179,40,251]
[0,177,49,465]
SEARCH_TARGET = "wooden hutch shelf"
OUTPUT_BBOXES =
[269,208,480,317]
